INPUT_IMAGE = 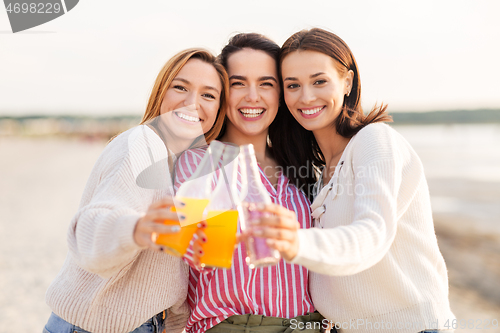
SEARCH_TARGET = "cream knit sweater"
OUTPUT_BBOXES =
[291,123,455,333]
[45,125,190,333]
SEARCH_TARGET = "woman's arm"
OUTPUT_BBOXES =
[67,127,180,278]
[255,124,405,276]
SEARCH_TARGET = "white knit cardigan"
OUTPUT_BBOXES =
[45,125,190,333]
[291,123,455,333]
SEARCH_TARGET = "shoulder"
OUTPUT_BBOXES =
[103,125,158,154]
[348,123,419,171]
[347,123,399,164]
[107,125,166,159]
[353,122,397,144]
[355,122,414,147]
[97,125,169,178]
[90,127,139,173]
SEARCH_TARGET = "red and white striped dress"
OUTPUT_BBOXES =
[174,147,315,333]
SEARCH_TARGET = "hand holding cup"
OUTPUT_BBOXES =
[134,197,184,251]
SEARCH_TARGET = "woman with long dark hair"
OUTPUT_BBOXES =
[174,33,323,333]
[253,28,455,333]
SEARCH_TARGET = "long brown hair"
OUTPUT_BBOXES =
[217,33,319,196]
[141,48,229,145]
[216,33,286,144]
[215,33,317,196]
[274,28,392,195]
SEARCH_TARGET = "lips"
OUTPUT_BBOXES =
[299,106,325,115]
[239,108,265,118]
[175,112,201,123]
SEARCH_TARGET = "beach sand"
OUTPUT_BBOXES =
[430,179,500,332]
[0,136,499,332]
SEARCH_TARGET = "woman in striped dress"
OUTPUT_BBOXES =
[174,33,324,333]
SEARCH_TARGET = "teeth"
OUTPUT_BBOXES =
[240,108,265,118]
[301,106,324,115]
[241,113,261,118]
[177,112,201,122]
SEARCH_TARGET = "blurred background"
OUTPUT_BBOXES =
[1,0,499,332]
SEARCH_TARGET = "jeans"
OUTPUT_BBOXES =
[43,312,166,333]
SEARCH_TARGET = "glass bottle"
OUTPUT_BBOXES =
[199,143,240,269]
[155,141,224,256]
[174,140,226,227]
[238,144,281,268]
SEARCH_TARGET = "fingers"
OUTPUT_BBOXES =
[236,231,250,245]
[252,226,296,242]
[195,229,207,243]
[134,231,165,252]
[264,238,298,262]
[146,208,183,222]
[192,238,205,269]
[257,215,299,230]
[257,203,296,219]
[141,221,181,235]
[134,213,182,250]
[134,197,188,251]
[193,240,204,257]
[265,238,290,252]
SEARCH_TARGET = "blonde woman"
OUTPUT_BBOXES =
[44,49,228,333]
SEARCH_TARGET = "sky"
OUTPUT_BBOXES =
[0,0,499,116]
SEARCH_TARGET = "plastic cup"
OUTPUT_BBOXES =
[199,209,239,269]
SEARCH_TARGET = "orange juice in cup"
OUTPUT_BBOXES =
[198,142,240,269]
[155,197,209,256]
[155,221,197,257]
[159,141,225,257]
[174,197,210,227]
[199,209,239,269]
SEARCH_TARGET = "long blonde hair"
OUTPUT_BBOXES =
[140,48,229,145]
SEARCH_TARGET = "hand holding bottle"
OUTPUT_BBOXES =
[250,203,301,262]
[238,144,281,268]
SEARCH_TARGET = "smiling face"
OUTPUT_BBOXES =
[225,48,280,138]
[281,50,353,133]
[159,58,222,146]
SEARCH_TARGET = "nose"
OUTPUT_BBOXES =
[245,85,260,103]
[299,86,316,104]
[184,91,199,109]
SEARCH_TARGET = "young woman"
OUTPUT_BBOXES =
[253,28,456,333]
[44,48,228,333]
[174,33,323,333]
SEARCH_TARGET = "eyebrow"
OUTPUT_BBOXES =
[283,72,326,82]
[173,77,220,92]
[229,75,278,83]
